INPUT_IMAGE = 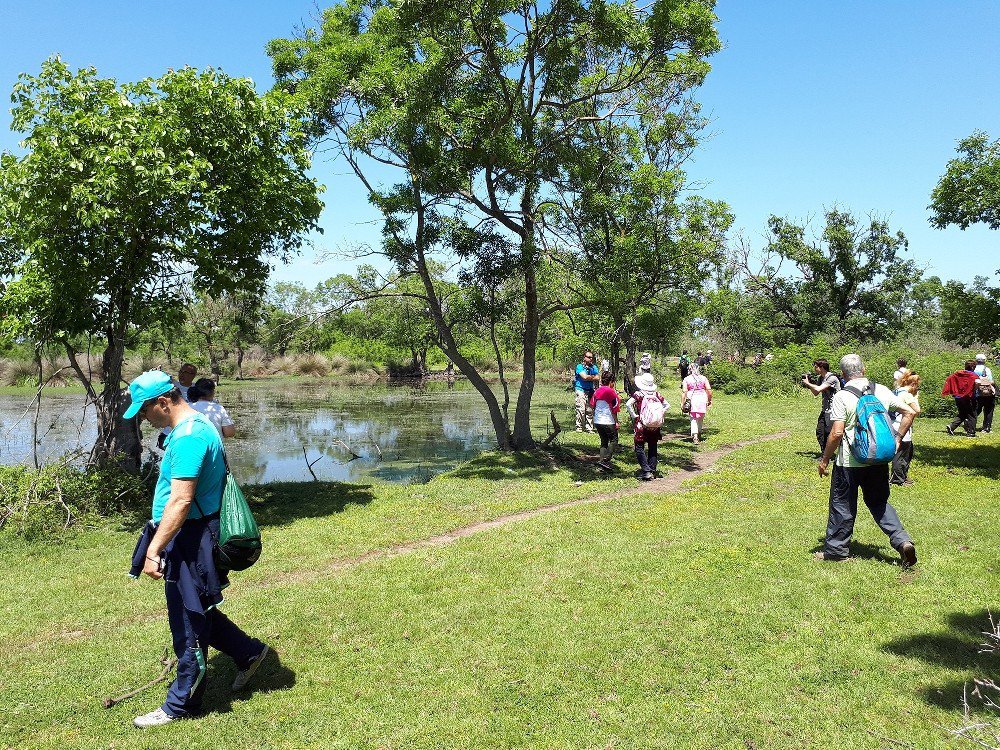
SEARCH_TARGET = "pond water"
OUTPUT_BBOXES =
[0,380,540,484]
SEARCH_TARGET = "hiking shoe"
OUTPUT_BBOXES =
[133,708,178,728]
[232,644,271,691]
[900,542,918,569]
[692,435,700,445]
[641,471,654,481]
[813,551,851,563]
[984,428,992,434]
[946,425,955,436]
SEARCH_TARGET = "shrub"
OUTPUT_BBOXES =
[1,358,37,387]
[295,352,331,376]
[0,464,147,539]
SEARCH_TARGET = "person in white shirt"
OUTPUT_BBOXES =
[817,353,918,568]
[187,378,236,439]
[974,353,995,434]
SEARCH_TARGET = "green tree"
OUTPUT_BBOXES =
[939,277,1000,349]
[0,58,322,471]
[269,0,720,448]
[553,112,731,390]
[930,131,1000,230]
[731,210,921,344]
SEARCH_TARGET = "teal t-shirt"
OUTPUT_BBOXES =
[152,413,227,523]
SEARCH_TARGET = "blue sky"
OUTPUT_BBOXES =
[1,1,997,286]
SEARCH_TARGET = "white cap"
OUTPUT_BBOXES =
[977,353,987,362]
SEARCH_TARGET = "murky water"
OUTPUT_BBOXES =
[0,380,522,484]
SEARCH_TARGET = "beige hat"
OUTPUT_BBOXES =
[634,372,657,393]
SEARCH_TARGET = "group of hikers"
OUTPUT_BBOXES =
[803,352,995,570]
[116,347,994,728]
[573,349,713,481]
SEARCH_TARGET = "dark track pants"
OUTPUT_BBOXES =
[824,463,912,558]
[162,581,264,717]
[977,395,995,432]
[634,439,658,474]
[816,411,833,453]
[890,441,913,484]
[949,397,977,436]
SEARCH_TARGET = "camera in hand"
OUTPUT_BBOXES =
[801,372,817,385]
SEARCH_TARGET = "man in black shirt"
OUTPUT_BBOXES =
[802,358,841,452]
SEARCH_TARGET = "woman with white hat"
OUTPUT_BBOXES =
[625,354,668,480]
[681,363,713,444]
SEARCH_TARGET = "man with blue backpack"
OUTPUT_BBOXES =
[816,354,919,568]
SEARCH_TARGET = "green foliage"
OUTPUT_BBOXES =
[939,277,1000,349]
[708,339,979,418]
[930,130,1000,230]
[0,463,146,539]
[725,210,923,345]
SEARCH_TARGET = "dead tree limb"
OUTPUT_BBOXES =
[102,648,177,708]
[541,410,562,447]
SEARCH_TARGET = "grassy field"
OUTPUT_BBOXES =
[2,390,998,749]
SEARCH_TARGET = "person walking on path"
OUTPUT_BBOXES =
[681,363,713,444]
[801,358,841,453]
[890,371,921,486]
[817,354,918,567]
[626,370,667,481]
[974,353,995,433]
[124,371,271,728]
[574,350,600,433]
[188,378,236,439]
[678,350,690,381]
[942,360,981,437]
[590,371,621,470]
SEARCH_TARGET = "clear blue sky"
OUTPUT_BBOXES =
[1,1,997,286]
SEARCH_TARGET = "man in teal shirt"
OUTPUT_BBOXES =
[125,371,270,728]
[574,349,600,432]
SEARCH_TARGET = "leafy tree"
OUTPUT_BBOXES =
[939,277,1000,349]
[930,131,1000,230]
[552,112,731,390]
[269,0,721,448]
[0,58,322,471]
[731,210,922,344]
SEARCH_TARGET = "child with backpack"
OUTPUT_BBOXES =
[589,371,621,470]
[626,370,668,481]
[890,370,921,485]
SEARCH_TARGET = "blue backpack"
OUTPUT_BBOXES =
[843,383,897,464]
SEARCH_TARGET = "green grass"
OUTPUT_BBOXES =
[2,393,998,749]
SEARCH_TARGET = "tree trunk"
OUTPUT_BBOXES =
[236,344,245,380]
[622,320,638,397]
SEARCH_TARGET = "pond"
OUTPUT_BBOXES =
[0,380,561,484]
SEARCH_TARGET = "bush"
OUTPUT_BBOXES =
[0,464,147,539]
[707,339,981,419]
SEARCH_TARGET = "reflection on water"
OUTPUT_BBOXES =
[0,381,498,484]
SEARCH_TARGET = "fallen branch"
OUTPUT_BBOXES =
[302,446,323,481]
[541,410,562,447]
[333,439,361,461]
[368,434,383,461]
[102,647,177,708]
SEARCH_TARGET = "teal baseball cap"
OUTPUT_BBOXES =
[123,370,176,420]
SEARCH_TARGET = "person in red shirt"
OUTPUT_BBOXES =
[589,371,621,470]
[942,359,981,437]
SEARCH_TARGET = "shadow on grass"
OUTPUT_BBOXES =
[809,537,900,565]
[914,442,1000,480]
[882,610,997,710]
[201,649,296,716]
[246,482,375,528]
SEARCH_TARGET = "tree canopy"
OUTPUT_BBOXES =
[930,131,1000,231]
[0,57,323,469]
[269,0,722,448]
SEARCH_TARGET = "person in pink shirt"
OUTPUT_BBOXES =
[590,371,621,470]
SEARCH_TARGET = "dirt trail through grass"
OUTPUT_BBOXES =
[269,430,790,586]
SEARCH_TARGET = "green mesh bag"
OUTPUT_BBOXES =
[216,472,261,571]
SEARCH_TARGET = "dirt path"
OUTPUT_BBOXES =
[270,430,790,586]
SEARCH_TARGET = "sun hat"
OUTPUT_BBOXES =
[123,370,175,419]
[638,352,652,372]
[976,353,987,362]
[634,372,657,393]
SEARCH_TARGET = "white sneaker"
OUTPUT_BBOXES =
[232,644,270,691]
[133,707,178,728]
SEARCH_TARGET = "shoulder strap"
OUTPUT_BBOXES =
[843,385,863,399]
